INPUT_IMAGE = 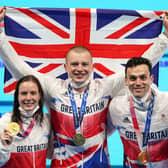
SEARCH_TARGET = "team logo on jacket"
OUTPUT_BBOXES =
[122,116,131,123]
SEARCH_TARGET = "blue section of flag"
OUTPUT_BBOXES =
[38,8,70,29]
[26,61,42,68]
[4,68,12,82]
[127,20,162,39]
[96,9,141,30]
[5,16,40,38]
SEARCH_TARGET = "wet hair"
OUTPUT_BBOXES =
[11,75,44,124]
[65,45,92,63]
[125,57,152,76]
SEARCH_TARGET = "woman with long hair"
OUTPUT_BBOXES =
[0,75,52,168]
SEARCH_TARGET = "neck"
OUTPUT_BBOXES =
[19,105,39,118]
[73,85,88,93]
[146,91,152,102]
[134,88,152,103]
[70,77,90,92]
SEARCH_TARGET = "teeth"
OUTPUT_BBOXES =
[24,103,33,105]
[23,102,35,105]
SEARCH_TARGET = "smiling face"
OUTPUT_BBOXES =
[65,49,93,84]
[18,81,40,111]
[125,64,153,98]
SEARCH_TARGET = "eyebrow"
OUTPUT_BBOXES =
[129,74,147,79]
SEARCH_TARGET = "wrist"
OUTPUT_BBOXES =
[163,30,168,38]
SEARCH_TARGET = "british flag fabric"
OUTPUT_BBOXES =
[3,7,163,93]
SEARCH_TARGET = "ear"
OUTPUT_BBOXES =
[64,63,67,72]
[92,63,94,70]
[151,75,154,84]
[125,77,128,86]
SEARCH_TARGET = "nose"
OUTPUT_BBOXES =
[135,77,142,85]
[25,93,32,100]
[76,64,83,71]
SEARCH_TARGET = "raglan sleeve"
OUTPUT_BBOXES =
[0,32,60,99]
[100,71,126,98]
[142,33,168,67]
[0,32,37,80]
[100,33,168,98]
[0,141,12,166]
[0,114,12,166]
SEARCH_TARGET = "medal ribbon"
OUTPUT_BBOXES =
[18,117,36,137]
[68,84,89,133]
[130,93,154,151]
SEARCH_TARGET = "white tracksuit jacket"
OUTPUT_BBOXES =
[109,86,168,168]
[0,32,168,167]
[0,112,51,168]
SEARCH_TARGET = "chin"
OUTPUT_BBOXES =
[134,94,143,98]
[24,107,35,111]
[75,80,85,83]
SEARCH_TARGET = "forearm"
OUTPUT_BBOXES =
[0,32,34,80]
[0,141,11,166]
[142,33,168,67]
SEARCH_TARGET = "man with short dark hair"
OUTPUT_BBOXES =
[109,57,168,167]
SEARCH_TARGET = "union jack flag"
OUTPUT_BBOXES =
[3,7,163,94]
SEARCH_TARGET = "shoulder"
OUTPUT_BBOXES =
[43,74,68,94]
[108,94,130,126]
[0,112,12,122]
[153,86,168,100]
[110,94,128,104]
[43,74,63,86]
[90,73,125,97]
[109,94,129,113]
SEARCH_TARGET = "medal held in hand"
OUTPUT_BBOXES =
[7,122,20,136]
[73,133,85,146]
[138,151,149,164]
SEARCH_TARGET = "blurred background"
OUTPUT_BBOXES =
[0,0,168,167]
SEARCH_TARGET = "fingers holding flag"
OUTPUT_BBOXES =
[163,11,168,37]
[0,7,6,21]
[0,6,6,33]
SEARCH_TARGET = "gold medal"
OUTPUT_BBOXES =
[138,151,149,164]
[73,134,85,146]
[7,122,20,136]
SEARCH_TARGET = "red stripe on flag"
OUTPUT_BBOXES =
[38,64,62,73]
[4,81,17,93]
[9,42,73,58]
[9,41,153,59]
[75,8,91,45]
[154,11,164,17]
[106,17,149,39]
[89,43,153,58]
[16,8,70,38]
[94,63,115,75]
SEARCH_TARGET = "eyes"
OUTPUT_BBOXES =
[19,91,38,96]
[70,62,89,67]
[129,75,148,81]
